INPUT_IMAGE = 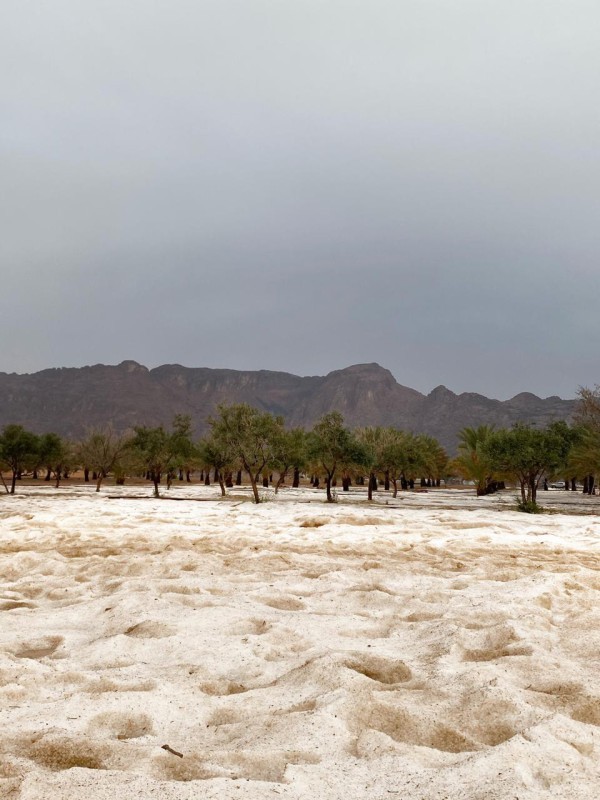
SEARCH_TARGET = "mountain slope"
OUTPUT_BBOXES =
[0,361,576,453]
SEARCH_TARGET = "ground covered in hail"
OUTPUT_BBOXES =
[1,484,600,799]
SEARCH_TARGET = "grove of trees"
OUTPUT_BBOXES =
[2,385,600,510]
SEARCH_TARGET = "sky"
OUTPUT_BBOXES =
[1,1,599,400]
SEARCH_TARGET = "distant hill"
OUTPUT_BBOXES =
[0,361,576,453]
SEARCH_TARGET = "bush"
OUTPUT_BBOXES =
[516,498,544,514]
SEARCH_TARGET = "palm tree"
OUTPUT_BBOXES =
[454,425,497,495]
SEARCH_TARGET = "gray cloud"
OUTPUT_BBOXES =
[1,1,599,398]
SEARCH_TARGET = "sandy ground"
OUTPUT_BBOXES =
[1,484,600,799]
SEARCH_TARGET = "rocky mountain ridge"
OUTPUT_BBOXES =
[0,361,576,453]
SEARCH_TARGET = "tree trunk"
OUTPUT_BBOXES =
[262,473,269,488]
[10,470,17,494]
[204,471,210,486]
[84,468,90,483]
[326,475,333,502]
[368,472,375,501]
[55,473,61,489]
[583,476,589,494]
[274,468,288,494]
[236,470,242,486]
[249,475,260,503]
[590,475,595,495]
[179,469,184,481]
[520,481,527,503]
[96,474,103,492]
[45,468,51,481]
[225,472,234,488]
[0,471,9,494]
[153,475,160,498]
[292,467,300,488]
[571,478,577,491]
[218,475,226,496]
[342,476,350,491]
[384,471,390,491]
[186,470,191,483]
[391,478,398,498]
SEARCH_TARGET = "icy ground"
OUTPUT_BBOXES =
[1,485,600,799]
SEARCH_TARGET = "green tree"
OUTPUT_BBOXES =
[307,412,364,502]
[572,386,600,493]
[568,426,600,491]
[170,414,197,484]
[483,422,573,505]
[131,417,193,498]
[38,432,74,488]
[208,404,285,503]
[272,428,308,493]
[415,434,448,487]
[389,431,422,493]
[356,426,395,500]
[378,428,410,496]
[197,432,236,497]
[77,428,133,492]
[0,425,40,494]
[453,425,497,495]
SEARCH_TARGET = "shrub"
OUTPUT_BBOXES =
[516,498,544,514]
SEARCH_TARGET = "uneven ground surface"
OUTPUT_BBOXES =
[1,485,600,799]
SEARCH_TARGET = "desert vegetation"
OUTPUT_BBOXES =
[1,387,600,510]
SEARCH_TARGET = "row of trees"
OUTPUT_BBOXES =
[452,386,600,506]
[0,408,448,502]
[2,387,600,507]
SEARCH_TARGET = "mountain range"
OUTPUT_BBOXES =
[0,361,576,453]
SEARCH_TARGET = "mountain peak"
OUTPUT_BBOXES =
[428,385,456,399]
[117,360,148,373]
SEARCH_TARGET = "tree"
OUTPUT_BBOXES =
[0,425,39,494]
[568,426,600,493]
[208,404,285,503]
[453,425,497,495]
[271,428,308,493]
[197,432,236,497]
[572,387,600,493]
[130,417,193,498]
[37,432,74,488]
[483,422,573,505]
[356,426,393,501]
[414,434,447,487]
[77,428,132,492]
[307,412,364,502]
[378,428,410,497]
[388,431,421,492]
[169,414,197,484]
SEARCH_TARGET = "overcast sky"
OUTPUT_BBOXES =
[2,1,599,399]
